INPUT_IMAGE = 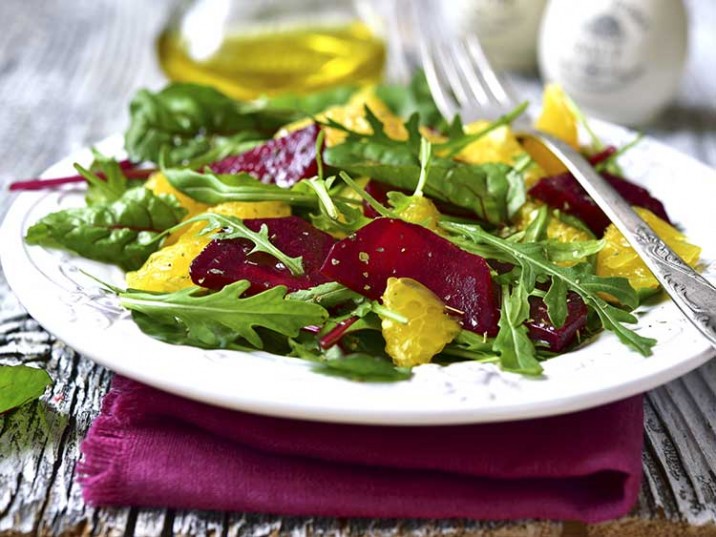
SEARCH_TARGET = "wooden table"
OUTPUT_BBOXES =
[1,0,715,535]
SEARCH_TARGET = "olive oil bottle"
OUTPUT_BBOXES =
[157,1,386,101]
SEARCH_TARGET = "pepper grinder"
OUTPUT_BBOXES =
[538,0,688,126]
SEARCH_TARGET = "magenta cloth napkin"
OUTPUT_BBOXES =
[79,376,643,523]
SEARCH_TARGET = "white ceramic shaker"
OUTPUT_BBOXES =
[444,0,548,71]
[538,0,688,126]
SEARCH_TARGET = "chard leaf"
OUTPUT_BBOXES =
[313,354,413,383]
[82,151,130,205]
[125,83,299,166]
[120,280,328,350]
[324,142,523,225]
[0,365,52,414]
[443,222,656,356]
[25,187,187,271]
[493,286,543,376]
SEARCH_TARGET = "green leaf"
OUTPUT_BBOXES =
[169,213,304,276]
[82,151,130,205]
[541,239,605,264]
[288,282,364,308]
[313,354,413,383]
[442,222,656,356]
[325,143,522,225]
[164,168,322,206]
[120,280,328,350]
[374,71,444,128]
[125,83,299,166]
[544,277,568,328]
[25,187,187,271]
[0,365,52,414]
[265,84,357,116]
[523,204,549,242]
[493,286,543,376]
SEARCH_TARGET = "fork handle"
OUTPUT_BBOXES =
[519,129,716,348]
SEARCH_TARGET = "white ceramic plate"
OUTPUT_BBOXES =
[2,126,715,425]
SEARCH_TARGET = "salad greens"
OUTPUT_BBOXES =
[20,73,675,386]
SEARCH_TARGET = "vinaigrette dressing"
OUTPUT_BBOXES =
[157,22,386,100]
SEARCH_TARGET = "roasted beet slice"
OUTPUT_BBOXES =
[529,171,670,235]
[209,124,320,188]
[363,180,482,221]
[525,291,588,352]
[190,216,335,294]
[320,218,499,336]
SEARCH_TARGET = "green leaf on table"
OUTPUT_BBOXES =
[0,365,52,414]
[125,83,301,166]
[313,354,413,383]
[120,280,328,350]
[442,222,656,356]
[25,187,187,271]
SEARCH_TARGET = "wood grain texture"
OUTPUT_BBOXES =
[1,0,715,535]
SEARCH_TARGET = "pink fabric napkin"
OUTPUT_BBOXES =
[79,376,643,523]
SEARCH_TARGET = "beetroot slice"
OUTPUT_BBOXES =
[190,216,335,294]
[529,171,670,235]
[209,124,320,188]
[320,218,499,336]
[526,291,588,352]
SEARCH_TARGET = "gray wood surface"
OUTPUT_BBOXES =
[1,0,715,535]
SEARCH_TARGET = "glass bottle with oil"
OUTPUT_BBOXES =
[158,0,387,100]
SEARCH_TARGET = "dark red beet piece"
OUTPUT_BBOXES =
[529,171,670,235]
[209,124,320,188]
[190,216,335,294]
[320,218,499,336]
[525,291,588,352]
[363,180,482,221]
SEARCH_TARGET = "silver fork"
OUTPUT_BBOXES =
[408,0,716,349]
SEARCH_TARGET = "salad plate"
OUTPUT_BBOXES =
[3,123,716,425]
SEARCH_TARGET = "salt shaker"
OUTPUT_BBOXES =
[538,0,688,126]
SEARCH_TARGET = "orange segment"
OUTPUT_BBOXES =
[597,208,701,291]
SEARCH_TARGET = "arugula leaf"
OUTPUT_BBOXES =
[25,187,187,271]
[125,83,300,166]
[0,365,52,414]
[493,285,543,376]
[288,282,364,308]
[442,222,656,355]
[544,277,569,328]
[163,212,305,276]
[164,168,322,206]
[323,112,525,225]
[313,354,413,382]
[121,280,328,350]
